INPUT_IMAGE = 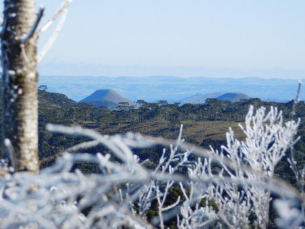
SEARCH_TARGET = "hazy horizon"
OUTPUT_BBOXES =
[39,75,304,103]
[17,0,305,78]
[38,63,305,79]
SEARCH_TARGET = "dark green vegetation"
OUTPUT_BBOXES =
[35,89,305,179]
[1,86,305,228]
[0,85,304,178]
[216,92,251,102]
[30,90,305,170]
[180,92,251,104]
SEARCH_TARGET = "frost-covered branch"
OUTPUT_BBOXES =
[38,0,72,35]
[37,8,68,62]
[0,105,304,228]
[37,0,72,62]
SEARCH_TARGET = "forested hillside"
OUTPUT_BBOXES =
[11,88,305,179]
[35,88,305,228]
[0,85,303,228]
[1,85,303,184]
[37,90,304,167]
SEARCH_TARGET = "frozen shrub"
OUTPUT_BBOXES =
[0,105,303,228]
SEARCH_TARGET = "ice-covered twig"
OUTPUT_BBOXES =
[289,80,303,192]
[0,104,300,228]
[46,121,302,201]
[37,9,68,62]
[292,80,302,119]
[38,0,72,35]
[40,140,99,164]
[46,124,256,177]
[196,105,301,228]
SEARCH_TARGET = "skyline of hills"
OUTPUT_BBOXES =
[39,76,303,103]
[217,93,251,102]
[179,92,251,104]
[179,93,222,104]
[77,89,252,110]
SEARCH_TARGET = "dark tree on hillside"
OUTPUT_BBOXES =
[38,85,48,91]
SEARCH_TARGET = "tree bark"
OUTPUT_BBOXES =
[1,0,39,173]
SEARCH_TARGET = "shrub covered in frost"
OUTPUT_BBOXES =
[0,105,304,229]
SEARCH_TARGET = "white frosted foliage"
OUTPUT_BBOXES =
[0,105,303,228]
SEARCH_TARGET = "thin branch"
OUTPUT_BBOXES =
[218,211,235,228]
[292,80,302,120]
[46,124,304,201]
[21,6,45,44]
[37,9,68,62]
[162,196,180,211]
[39,140,99,164]
[4,139,16,172]
[290,80,303,192]
[37,0,72,35]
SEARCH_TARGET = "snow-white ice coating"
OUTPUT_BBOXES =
[0,106,303,228]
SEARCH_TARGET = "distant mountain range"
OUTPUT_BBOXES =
[217,93,251,102]
[78,89,251,110]
[39,76,302,103]
[80,89,135,110]
[180,92,250,104]
[179,93,222,104]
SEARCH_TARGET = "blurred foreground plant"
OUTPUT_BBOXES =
[0,105,303,229]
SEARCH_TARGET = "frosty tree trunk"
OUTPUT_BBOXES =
[1,0,39,173]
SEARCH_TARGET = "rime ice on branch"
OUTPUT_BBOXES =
[0,105,302,228]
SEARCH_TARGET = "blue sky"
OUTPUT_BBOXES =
[27,1,305,77]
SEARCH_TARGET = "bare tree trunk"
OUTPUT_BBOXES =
[1,0,39,173]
